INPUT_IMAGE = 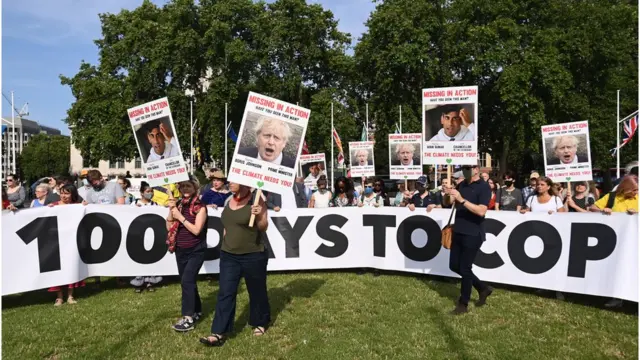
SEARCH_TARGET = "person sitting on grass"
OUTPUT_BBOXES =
[47,184,85,306]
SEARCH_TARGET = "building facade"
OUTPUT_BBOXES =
[69,130,145,178]
[1,117,62,179]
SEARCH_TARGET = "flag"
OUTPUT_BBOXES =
[610,113,638,156]
[301,141,309,155]
[360,124,367,141]
[1,125,6,135]
[227,126,238,143]
[394,123,400,134]
[332,127,345,165]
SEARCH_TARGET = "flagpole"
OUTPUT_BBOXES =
[190,100,194,175]
[399,105,402,133]
[224,102,228,176]
[365,103,369,140]
[616,90,620,180]
[331,102,334,186]
[11,91,16,174]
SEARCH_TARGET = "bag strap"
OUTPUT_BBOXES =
[606,191,616,209]
[445,205,456,226]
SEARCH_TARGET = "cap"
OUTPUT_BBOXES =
[530,172,540,179]
[453,171,464,179]
[80,170,88,176]
[416,175,428,185]
[211,170,226,179]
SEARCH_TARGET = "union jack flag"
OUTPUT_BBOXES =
[610,113,638,156]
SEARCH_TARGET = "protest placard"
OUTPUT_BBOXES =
[422,86,478,165]
[300,153,327,190]
[541,121,593,182]
[228,92,310,194]
[127,97,189,186]
[349,141,375,177]
[389,133,422,180]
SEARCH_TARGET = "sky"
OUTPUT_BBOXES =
[1,0,376,135]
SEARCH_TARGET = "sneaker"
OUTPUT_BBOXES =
[451,303,468,315]
[476,286,493,307]
[193,312,203,322]
[172,317,195,332]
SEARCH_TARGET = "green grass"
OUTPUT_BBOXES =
[2,272,637,359]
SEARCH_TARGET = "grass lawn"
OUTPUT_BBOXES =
[2,271,637,359]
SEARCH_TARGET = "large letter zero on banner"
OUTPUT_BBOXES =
[126,214,168,264]
[16,216,61,273]
[396,215,442,261]
[77,213,122,264]
[508,220,562,274]
[567,223,617,278]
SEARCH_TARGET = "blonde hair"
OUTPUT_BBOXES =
[552,135,578,150]
[254,116,291,142]
[395,143,416,156]
[36,183,50,193]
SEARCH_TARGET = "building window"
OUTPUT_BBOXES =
[82,157,90,168]
[109,161,116,169]
[135,157,142,169]
[117,161,125,169]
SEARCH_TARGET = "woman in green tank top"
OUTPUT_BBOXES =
[200,183,270,346]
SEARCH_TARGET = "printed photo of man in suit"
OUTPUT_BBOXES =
[547,135,588,165]
[351,149,373,166]
[391,143,420,166]
[238,116,296,168]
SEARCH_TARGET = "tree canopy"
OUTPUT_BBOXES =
[61,0,638,178]
[19,135,70,184]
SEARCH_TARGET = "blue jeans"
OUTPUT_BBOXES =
[449,233,488,306]
[211,250,270,334]
[175,241,205,317]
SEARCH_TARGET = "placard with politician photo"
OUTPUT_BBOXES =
[541,120,593,182]
[127,97,189,186]
[349,141,375,177]
[299,153,327,190]
[388,133,422,179]
[422,86,478,165]
[228,92,310,193]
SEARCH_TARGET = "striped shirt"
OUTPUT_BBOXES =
[176,206,204,249]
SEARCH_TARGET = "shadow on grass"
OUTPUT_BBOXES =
[424,305,472,360]
[229,277,326,338]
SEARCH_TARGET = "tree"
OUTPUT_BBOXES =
[19,135,70,184]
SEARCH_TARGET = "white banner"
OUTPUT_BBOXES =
[299,153,327,190]
[389,133,422,180]
[2,207,637,301]
[127,97,189,186]
[349,141,375,177]
[541,121,593,182]
[422,86,478,165]
[229,92,310,194]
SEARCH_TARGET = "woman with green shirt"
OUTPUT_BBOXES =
[200,183,270,346]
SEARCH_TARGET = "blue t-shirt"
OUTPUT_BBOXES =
[454,179,491,237]
[201,189,231,207]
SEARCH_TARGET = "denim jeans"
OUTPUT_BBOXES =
[449,232,488,306]
[211,250,270,334]
[175,241,206,316]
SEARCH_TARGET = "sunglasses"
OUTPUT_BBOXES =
[365,185,373,189]
[6,179,13,182]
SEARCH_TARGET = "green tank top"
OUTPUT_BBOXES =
[220,202,264,254]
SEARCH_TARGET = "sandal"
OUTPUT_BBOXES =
[199,334,225,347]
[253,327,266,336]
[67,297,77,304]
[54,298,63,307]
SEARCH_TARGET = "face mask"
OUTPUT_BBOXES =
[504,180,513,187]
[416,184,426,193]
[93,182,104,191]
[364,187,373,195]
[82,179,89,186]
[462,168,474,181]
[143,193,154,200]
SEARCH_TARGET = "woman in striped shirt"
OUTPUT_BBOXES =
[166,177,208,332]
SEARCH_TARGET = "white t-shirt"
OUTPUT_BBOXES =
[526,195,563,213]
[311,190,332,208]
[359,194,384,207]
